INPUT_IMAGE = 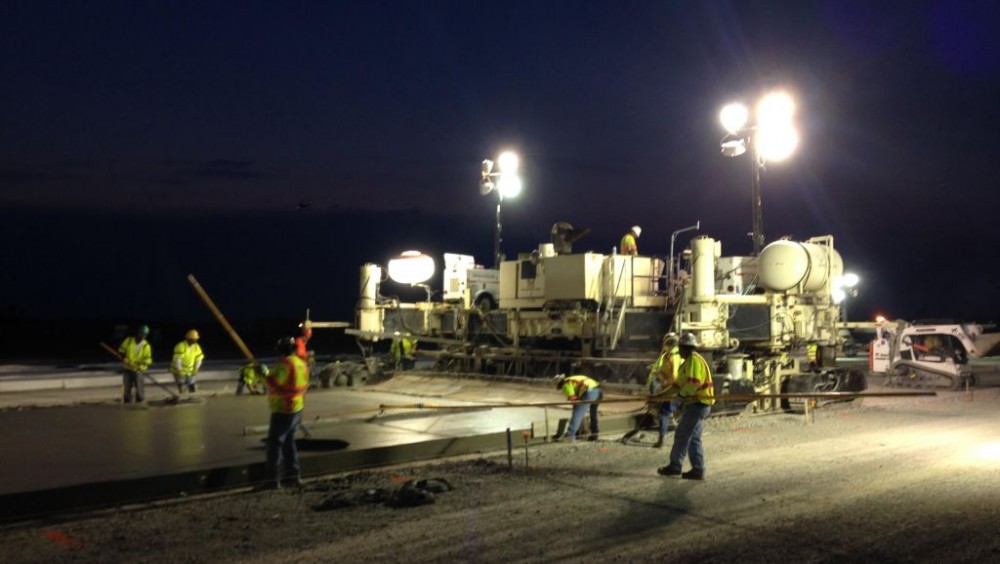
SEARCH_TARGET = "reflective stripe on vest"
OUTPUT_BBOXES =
[269,356,309,413]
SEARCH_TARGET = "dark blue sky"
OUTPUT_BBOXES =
[2,1,999,325]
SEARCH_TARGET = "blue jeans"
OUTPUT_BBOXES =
[649,381,676,436]
[668,402,711,472]
[566,388,602,438]
[266,411,303,484]
[123,370,145,403]
[657,400,676,437]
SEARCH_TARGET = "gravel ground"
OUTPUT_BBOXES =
[3,384,999,563]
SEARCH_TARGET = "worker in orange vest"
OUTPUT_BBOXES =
[264,337,310,489]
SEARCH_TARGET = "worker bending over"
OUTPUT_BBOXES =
[555,374,603,441]
[657,332,715,480]
[171,329,204,393]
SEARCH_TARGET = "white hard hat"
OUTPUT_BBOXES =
[631,225,642,237]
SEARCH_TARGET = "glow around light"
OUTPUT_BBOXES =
[387,250,435,285]
[498,151,519,173]
[720,103,748,134]
[841,272,860,288]
[832,288,847,304]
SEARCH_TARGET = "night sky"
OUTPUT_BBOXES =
[2,1,999,329]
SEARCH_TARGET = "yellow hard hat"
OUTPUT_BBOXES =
[185,329,200,341]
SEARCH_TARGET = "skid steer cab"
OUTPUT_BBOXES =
[872,322,980,390]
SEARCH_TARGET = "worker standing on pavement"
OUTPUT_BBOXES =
[657,332,715,480]
[555,373,603,441]
[264,336,310,489]
[621,333,680,447]
[647,333,680,447]
[171,329,204,393]
[118,325,152,404]
[620,225,641,255]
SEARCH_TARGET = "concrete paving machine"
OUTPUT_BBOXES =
[348,228,866,413]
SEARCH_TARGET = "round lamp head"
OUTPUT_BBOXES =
[387,250,435,285]
[720,103,748,134]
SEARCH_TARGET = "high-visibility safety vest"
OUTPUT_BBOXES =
[391,338,418,361]
[171,341,204,377]
[266,355,310,414]
[806,343,818,362]
[118,337,152,372]
[619,233,638,255]
[561,375,600,401]
[669,351,715,406]
[646,346,680,391]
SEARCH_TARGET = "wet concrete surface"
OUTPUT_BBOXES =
[0,366,640,512]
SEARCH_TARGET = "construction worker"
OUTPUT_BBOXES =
[648,333,681,447]
[118,325,152,404]
[657,332,715,480]
[806,343,819,372]
[295,321,314,365]
[391,332,418,370]
[555,373,603,441]
[620,225,641,255]
[264,337,310,489]
[621,333,680,447]
[171,329,204,393]
[237,362,268,395]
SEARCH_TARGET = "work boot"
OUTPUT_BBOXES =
[657,466,682,477]
[587,434,599,442]
[681,470,705,481]
[189,383,197,393]
[653,433,666,448]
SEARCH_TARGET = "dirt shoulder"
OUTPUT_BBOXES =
[3,387,1000,563]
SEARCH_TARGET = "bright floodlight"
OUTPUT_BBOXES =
[832,287,847,304]
[720,103,748,134]
[497,151,519,173]
[842,272,860,288]
[496,174,522,199]
[757,123,799,162]
[757,92,795,127]
[387,250,435,285]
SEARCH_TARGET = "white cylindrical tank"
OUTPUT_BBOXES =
[757,240,843,292]
[359,263,382,308]
[539,243,555,258]
[690,236,719,302]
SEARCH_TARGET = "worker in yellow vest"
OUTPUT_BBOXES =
[555,374,603,441]
[264,337,310,489]
[806,343,819,372]
[391,333,418,370]
[657,332,715,480]
[619,225,641,255]
[118,325,152,404]
[171,329,204,393]
[647,333,680,447]
[621,333,680,447]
